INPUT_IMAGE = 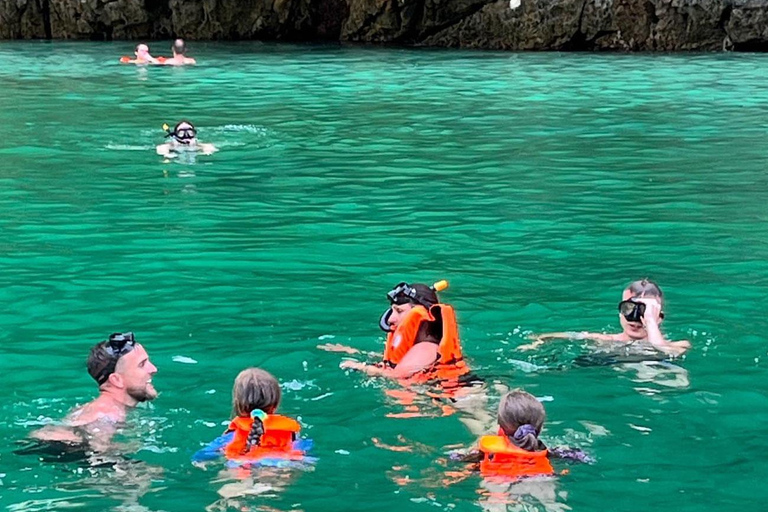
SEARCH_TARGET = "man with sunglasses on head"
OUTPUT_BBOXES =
[29,332,158,450]
[521,279,691,357]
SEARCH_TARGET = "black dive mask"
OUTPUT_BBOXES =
[379,282,435,333]
[166,126,197,145]
[618,300,664,323]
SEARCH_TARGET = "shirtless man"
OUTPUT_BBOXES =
[521,279,691,357]
[164,39,197,66]
[29,332,158,451]
[121,44,160,65]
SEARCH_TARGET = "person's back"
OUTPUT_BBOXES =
[165,39,196,66]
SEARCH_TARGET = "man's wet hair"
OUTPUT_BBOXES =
[173,39,187,55]
[626,278,664,305]
[86,341,118,386]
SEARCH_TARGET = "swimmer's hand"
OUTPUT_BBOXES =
[340,360,367,371]
[519,331,592,350]
[318,343,360,355]
[199,143,218,156]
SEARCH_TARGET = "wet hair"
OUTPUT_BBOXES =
[408,284,438,307]
[172,39,186,55]
[498,389,546,452]
[626,278,664,306]
[86,341,119,386]
[232,368,281,451]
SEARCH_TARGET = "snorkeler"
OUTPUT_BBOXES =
[29,332,158,451]
[163,39,197,66]
[156,121,217,158]
[320,281,471,384]
[192,368,310,465]
[458,389,590,479]
[521,279,691,356]
[119,44,160,65]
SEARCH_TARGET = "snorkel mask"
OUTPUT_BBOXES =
[618,299,664,324]
[163,122,197,145]
[378,280,448,332]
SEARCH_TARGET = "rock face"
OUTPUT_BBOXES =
[1,0,768,50]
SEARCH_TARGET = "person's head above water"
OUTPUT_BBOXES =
[618,278,664,339]
[172,39,187,56]
[498,389,546,452]
[379,281,446,331]
[86,332,158,404]
[232,368,282,452]
[165,121,198,146]
[134,44,151,60]
[232,367,281,418]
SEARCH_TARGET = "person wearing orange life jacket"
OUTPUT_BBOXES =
[338,280,470,383]
[192,368,311,466]
[455,389,591,480]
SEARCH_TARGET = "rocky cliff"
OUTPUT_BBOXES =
[1,0,766,51]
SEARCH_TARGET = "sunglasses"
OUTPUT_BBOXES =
[104,332,136,358]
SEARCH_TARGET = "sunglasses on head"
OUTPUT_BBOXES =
[104,332,136,358]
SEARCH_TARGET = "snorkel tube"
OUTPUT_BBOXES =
[378,280,449,332]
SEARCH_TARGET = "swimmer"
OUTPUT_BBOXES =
[458,389,590,478]
[29,332,158,451]
[120,43,160,65]
[156,121,217,157]
[192,368,309,465]
[521,279,691,357]
[321,281,472,383]
[163,39,197,66]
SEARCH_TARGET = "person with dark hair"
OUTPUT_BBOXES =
[192,368,310,465]
[29,332,158,450]
[156,120,217,158]
[164,38,196,66]
[320,280,471,383]
[521,279,690,356]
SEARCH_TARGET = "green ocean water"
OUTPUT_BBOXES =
[0,41,767,511]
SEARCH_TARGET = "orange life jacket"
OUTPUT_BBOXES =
[224,414,304,461]
[478,434,554,479]
[383,304,469,382]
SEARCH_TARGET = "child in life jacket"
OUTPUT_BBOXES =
[192,368,311,466]
[458,389,590,480]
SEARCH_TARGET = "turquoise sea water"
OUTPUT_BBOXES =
[1,41,767,511]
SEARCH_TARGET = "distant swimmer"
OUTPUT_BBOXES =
[28,332,158,452]
[521,278,691,357]
[156,121,217,157]
[120,43,160,65]
[164,39,197,66]
[320,280,473,385]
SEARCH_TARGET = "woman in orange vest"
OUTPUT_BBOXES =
[192,368,312,466]
[457,389,591,480]
[321,280,472,384]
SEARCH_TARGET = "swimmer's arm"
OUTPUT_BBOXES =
[29,425,85,444]
[340,344,437,379]
[318,343,382,357]
[518,331,618,350]
[645,322,691,356]
[199,143,217,155]
[156,144,175,158]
